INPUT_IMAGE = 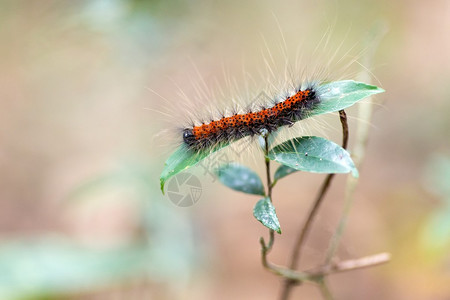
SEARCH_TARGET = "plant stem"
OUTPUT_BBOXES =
[280,110,348,300]
[264,135,273,201]
[318,278,334,300]
[262,251,390,284]
[339,110,349,149]
[287,173,336,269]
[260,134,275,256]
[317,252,391,275]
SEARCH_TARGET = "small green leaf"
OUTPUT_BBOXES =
[311,80,384,116]
[274,164,299,181]
[160,143,228,193]
[269,136,358,177]
[215,164,265,196]
[253,197,281,234]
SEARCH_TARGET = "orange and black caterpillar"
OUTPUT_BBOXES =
[183,84,320,151]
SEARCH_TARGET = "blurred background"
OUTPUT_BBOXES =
[1,0,449,299]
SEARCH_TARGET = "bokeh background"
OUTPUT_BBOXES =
[1,0,450,299]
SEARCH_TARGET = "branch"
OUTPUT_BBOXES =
[280,110,348,299]
[309,252,391,278]
[260,237,309,282]
[287,173,335,268]
[262,251,390,287]
[288,110,348,269]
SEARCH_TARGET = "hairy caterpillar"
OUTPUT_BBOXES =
[182,84,320,151]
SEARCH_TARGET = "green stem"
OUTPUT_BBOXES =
[261,134,275,255]
[318,278,334,300]
[264,134,273,201]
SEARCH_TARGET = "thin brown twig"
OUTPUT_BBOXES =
[339,110,349,149]
[262,251,390,284]
[280,173,336,298]
[287,173,336,269]
[280,110,348,299]
[320,252,391,275]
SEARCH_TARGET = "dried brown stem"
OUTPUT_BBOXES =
[263,251,390,285]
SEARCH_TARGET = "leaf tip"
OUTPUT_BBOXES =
[372,86,385,95]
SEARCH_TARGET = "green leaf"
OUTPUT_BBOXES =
[311,80,384,116]
[274,164,299,182]
[215,164,265,196]
[253,197,281,234]
[160,143,228,193]
[269,136,358,177]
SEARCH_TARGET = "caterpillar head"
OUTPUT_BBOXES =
[182,128,196,147]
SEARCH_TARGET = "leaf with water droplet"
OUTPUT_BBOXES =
[253,197,281,234]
